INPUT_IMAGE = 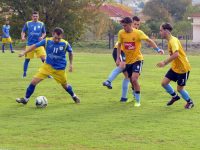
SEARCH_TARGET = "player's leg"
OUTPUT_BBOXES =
[8,38,14,53]
[23,58,30,78]
[2,43,5,53]
[103,49,126,89]
[161,69,180,106]
[16,77,43,104]
[177,72,194,109]
[120,71,130,102]
[129,61,143,106]
[130,72,141,107]
[54,69,80,103]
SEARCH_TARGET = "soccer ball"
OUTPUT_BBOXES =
[35,96,48,108]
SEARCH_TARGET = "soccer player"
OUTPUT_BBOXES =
[116,17,164,107]
[1,20,14,53]
[103,16,141,102]
[16,27,80,105]
[21,11,46,78]
[157,23,194,109]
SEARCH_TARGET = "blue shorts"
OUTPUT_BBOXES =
[126,61,143,78]
[165,69,190,86]
[112,48,126,62]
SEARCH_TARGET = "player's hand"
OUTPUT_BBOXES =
[116,58,120,66]
[21,37,26,41]
[156,61,165,68]
[69,64,73,72]
[18,50,26,57]
[39,37,43,41]
[158,49,164,55]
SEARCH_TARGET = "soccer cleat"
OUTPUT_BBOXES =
[185,101,194,109]
[16,98,27,104]
[166,95,180,106]
[134,102,141,107]
[120,97,128,102]
[2,51,5,53]
[102,80,112,89]
[72,96,80,104]
[22,72,27,78]
[11,50,15,53]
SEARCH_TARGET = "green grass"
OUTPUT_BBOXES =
[0,50,199,150]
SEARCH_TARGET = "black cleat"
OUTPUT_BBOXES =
[11,50,15,53]
[166,95,180,106]
[102,80,112,89]
[185,101,194,109]
[72,96,80,104]
[120,97,128,102]
[16,98,27,104]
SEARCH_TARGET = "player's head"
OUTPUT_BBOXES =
[52,27,64,43]
[160,23,173,39]
[132,16,140,29]
[120,17,133,33]
[32,11,39,22]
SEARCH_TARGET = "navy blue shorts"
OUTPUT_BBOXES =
[126,61,143,78]
[165,69,190,86]
[112,48,126,62]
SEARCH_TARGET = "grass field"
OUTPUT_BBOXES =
[0,50,199,150]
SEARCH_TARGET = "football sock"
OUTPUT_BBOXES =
[9,44,13,51]
[121,78,129,99]
[179,89,191,102]
[163,84,176,96]
[25,84,36,100]
[65,85,75,97]
[108,67,123,82]
[2,44,5,52]
[23,59,30,74]
[134,91,140,103]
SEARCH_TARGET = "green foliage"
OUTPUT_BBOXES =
[0,0,104,43]
[172,20,192,36]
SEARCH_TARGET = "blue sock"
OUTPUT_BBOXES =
[121,78,129,99]
[9,44,13,51]
[2,44,5,52]
[25,84,36,98]
[65,85,75,97]
[179,89,191,102]
[108,67,123,82]
[134,91,140,103]
[163,84,176,96]
[23,59,30,74]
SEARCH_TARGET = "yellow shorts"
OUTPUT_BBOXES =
[34,63,67,84]
[2,37,12,43]
[25,46,46,59]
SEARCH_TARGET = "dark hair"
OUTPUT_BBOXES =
[132,16,140,22]
[53,27,64,35]
[32,11,39,15]
[120,17,133,24]
[162,23,173,32]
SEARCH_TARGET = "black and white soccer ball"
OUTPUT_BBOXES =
[35,96,48,108]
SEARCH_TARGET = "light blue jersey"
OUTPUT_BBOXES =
[2,25,10,38]
[35,37,72,70]
[22,21,46,46]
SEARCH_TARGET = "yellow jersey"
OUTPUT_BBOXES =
[118,29,149,64]
[168,35,191,73]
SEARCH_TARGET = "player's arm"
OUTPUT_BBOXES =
[157,51,179,68]
[145,38,164,54]
[39,24,46,41]
[19,39,46,57]
[116,43,122,65]
[21,23,27,41]
[66,43,73,72]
